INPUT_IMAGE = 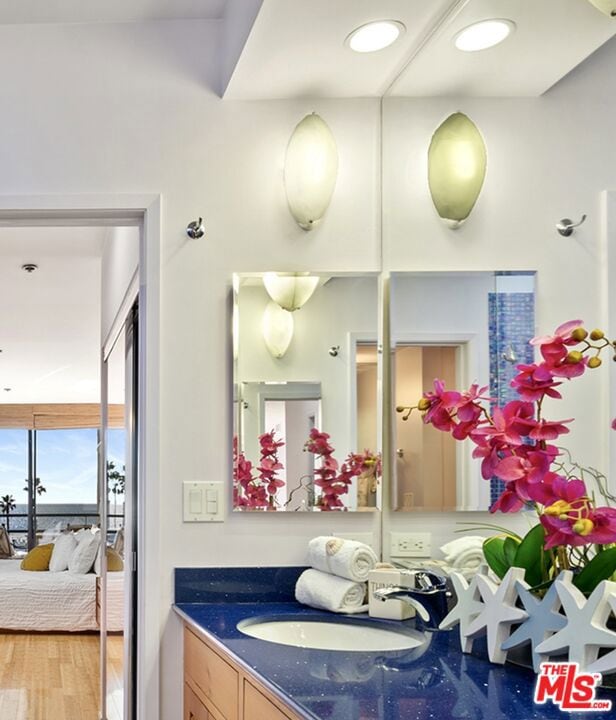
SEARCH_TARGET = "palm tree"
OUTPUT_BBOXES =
[0,494,16,532]
[107,461,126,528]
[23,478,46,496]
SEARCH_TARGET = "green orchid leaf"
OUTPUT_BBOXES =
[482,536,510,579]
[573,548,616,595]
[503,535,520,567]
[513,524,549,587]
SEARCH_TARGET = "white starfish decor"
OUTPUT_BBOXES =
[438,570,485,652]
[535,577,616,672]
[588,589,616,675]
[501,572,570,671]
[464,566,528,664]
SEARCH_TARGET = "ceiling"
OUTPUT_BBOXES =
[223,0,616,98]
[0,227,106,404]
[0,0,227,25]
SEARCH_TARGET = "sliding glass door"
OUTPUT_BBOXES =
[101,301,138,720]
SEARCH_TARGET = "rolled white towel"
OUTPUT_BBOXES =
[450,547,484,570]
[440,536,485,565]
[307,536,378,582]
[295,569,368,614]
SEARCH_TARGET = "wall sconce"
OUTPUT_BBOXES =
[262,302,294,358]
[428,112,487,229]
[284,113,338,231]
[263,272,319,311]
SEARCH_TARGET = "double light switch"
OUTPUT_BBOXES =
[183,481,224,522]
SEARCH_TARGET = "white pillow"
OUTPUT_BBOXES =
[68,531,100,574]
[49,532,78,572]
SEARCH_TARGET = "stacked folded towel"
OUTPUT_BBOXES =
[295,536,378,614]
[440,536,486,577]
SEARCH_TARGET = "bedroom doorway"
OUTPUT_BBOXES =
[0,219,142,720]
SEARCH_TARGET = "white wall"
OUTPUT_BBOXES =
[0,19,381,717]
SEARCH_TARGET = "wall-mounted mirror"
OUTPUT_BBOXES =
[233,273,381,512]
[390,271,536,512]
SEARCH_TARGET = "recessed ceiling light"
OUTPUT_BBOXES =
[346,20,405,53]
[454,19,515,52]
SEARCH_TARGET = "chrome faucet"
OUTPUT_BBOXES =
[373,570,451,632]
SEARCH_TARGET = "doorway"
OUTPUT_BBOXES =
[0,195,159,720]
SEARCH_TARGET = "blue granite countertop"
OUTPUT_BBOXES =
[174,567,615,720]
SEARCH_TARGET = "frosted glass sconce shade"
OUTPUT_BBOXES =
[262,302,294,358]
[284,113,338,231]
[263,273,319,312]
[428,112,487,228]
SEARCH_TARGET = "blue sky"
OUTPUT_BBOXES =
[0,428,125,505]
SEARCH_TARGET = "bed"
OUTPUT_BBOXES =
[0,559,124,632]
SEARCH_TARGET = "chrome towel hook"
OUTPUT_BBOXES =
[556,214,587,237]
[186,217,205,239]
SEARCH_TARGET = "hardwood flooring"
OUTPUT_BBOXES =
[0,633,124,720]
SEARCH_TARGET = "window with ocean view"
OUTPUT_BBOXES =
[0,426,126,549]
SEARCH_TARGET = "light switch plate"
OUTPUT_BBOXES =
[183,481,224,522]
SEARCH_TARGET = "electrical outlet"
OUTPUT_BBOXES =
[390,532,432,558]
[336,532,375,550]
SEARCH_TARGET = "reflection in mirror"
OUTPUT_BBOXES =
[233,273,381,512]
[391,271,536,512]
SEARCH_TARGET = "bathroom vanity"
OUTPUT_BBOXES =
[174,567,585,720]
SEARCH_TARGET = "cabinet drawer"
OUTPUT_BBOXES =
[184,628,239,720]
[243,680,293,720]
[184,683,210,720]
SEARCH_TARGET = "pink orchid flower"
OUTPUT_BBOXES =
[511,363,562,401]
[530,319,584,364]
[422,379,462,428]
[490,482,525,513]
[514,417,572,441]
[493,451,551,500]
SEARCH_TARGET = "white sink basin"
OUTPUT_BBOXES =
[237,617,426,652]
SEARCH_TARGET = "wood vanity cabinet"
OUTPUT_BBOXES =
[183,626,302,720]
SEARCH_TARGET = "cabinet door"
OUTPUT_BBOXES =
[185,683,210,720]
[184,628,238,720]
[243,681,294,720]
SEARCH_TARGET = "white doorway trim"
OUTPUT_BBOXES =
[0,193,161,720]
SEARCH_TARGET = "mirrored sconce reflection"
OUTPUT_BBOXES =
[262,301,294,358]
[263,272,320,311]
[284,113,338,231]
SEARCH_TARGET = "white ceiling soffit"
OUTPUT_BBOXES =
[389,0,616,97]
[223,0,457,98]
[0,0,227,25]
[223,0,616,99]
[0,227,107,404]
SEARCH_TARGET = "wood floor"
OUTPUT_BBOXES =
[0,633,123,720]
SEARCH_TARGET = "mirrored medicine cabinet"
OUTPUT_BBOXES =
[231,269,537,515]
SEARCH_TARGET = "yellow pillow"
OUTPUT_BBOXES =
[21,543,54,571]
[107,548,124,572]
